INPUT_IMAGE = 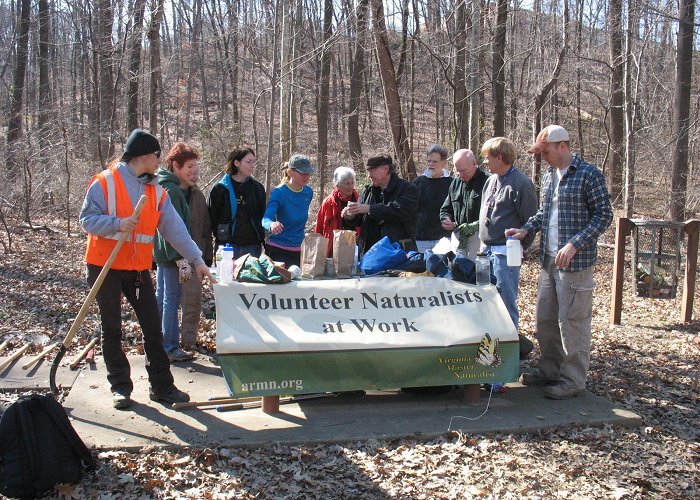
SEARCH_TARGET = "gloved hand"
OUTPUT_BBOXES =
[456,221,479,249]
[175,259,193,283]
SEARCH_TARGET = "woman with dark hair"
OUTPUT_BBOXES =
[209,147,266,258]
[154,142,201,362]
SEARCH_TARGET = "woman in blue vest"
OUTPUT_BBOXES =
[209,147,266,258]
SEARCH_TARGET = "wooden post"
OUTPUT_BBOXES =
[681,219,699,322]
[611,217,633,325]
[262,395,280,413]
[461,384,481,403]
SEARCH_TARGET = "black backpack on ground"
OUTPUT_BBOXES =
[0,394,95,498]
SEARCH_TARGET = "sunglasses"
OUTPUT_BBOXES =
[153,150,161,158]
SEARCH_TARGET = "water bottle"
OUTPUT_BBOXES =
[475,252,490,285]
[221,244,234,284]
[506,236,522,267]
[215,246,224,277]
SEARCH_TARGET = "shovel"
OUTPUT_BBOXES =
[49,195,148,396]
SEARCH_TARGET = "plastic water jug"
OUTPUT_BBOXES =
[506,236,522,267]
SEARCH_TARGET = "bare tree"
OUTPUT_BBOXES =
[531,0,568,192]
[148,0,165,134]
[348,0,369,169]
[454,0,469,149]
[316,0,333,198]
[670,0,694,221]
[606,0,624,205]
[492,0,507,136]
[38,0,52,149]
[6,0,31,175]
[97,0,115,160]
[370,0,415,179]
[127,0,147,132]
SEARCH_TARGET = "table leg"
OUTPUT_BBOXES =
[262,395,280,414]
[461,384,481,403]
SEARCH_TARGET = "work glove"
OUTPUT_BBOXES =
[455,221,479,249]
[175,259,193,283]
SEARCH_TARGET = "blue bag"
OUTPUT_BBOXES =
[359,236,408,275]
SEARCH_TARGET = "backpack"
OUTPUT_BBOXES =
[0,394,95,498]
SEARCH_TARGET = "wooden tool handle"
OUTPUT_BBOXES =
[0,344,32,371]
[60,195,148,349]
[69,337,99,370]
[22,343,58,370]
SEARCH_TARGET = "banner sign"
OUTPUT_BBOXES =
[215,276,518,396]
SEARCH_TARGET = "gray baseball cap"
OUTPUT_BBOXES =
[288,154,315,174]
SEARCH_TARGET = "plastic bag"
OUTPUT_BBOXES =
[359,236,408,275]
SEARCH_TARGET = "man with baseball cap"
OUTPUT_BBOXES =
[343,153,418,257]
[506,125,612,399]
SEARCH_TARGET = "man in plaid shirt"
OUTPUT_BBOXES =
[506,125,613,400]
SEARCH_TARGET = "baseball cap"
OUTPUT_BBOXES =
[288,154,315,174]
[527,125,570,154]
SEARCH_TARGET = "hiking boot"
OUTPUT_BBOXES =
[112,392,132,410]
[167,347,194,362]
[519,369,555,386]
[544,384,584,400]
[149,387,190,404]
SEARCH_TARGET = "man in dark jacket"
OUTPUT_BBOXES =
[440,149,488,259]
[343,154,418,257]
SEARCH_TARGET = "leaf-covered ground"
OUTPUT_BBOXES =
[0,221,698,499]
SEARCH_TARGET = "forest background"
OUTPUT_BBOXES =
[0,0,699,243]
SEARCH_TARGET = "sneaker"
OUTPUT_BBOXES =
[112,391,132,410]
[519,369,556,386]
[149,387,191,404]
[544,384,584,400]
[167,347,194,362]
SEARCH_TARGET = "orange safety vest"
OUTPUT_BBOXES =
[84,166,165,271]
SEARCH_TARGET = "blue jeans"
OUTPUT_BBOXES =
[489,252,521,330]
[156,265,181,354]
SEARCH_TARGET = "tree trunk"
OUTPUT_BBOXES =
[317,0,333,198]
[370,0,415,179]
[492,0,507,137]
[97,0,115,160]
[454,0,469,149]
[266,0,282,194]
[348,0,369,169]
[624,0,639,218]
[279,0,293,161]
[395,0,409,85]
[670,0,694,221]
[127,0,147,132]
[468,0,480,153]
[606,0,625,205]
[148,0,165,134]
[38,0,52,150]
[531,1,568,194]
[6,0,30,175]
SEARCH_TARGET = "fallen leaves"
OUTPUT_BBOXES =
[1,221,699,498]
